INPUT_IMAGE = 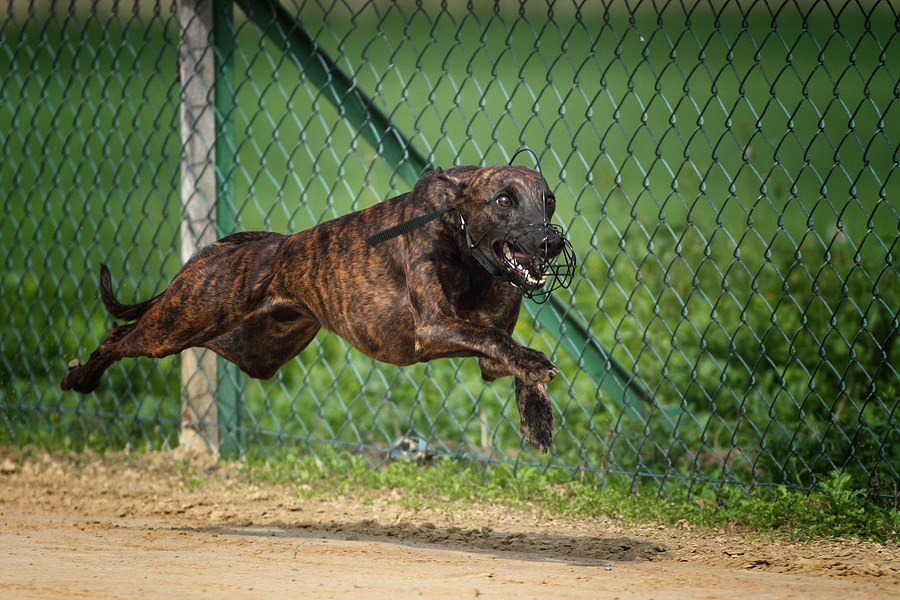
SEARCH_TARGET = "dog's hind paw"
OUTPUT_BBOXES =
[60,358,101,393]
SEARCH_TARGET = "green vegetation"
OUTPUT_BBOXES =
[242,449,900,543]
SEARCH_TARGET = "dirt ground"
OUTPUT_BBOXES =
[1,448,898,599]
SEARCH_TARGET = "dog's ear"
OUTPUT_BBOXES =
[432,166,475,207]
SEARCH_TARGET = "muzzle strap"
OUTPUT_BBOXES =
[365,207,509,281]
[365,207,452,246]
[456,212,508,280]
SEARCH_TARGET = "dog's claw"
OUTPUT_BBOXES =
[526,366,558,384]
[67,359,83,372]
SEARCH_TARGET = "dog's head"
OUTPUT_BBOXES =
[435,165,576,299]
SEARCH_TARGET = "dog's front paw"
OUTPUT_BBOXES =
[515,380,554,453]
[517,347,559,384]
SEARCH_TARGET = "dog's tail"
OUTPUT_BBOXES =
[99,264,163,322]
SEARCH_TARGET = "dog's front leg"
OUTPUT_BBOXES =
[465,301,555,452]
[407,271,557,452]
[514,378,554,453]
[413,316,559,384]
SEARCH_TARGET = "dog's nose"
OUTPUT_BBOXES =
[539,233,566,259]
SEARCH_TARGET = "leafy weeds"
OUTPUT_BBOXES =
[241,449,900,543]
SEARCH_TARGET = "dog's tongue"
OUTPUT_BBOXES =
[511,249,533,270]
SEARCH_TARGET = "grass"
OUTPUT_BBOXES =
[5,435,900,543]
[242,448,900,544]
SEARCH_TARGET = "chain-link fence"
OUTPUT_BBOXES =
[2,0,899,501]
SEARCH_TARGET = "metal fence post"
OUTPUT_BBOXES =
[213,0,244,459]
[178,0,219,457]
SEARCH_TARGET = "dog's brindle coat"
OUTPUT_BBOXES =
[61,165,567,452]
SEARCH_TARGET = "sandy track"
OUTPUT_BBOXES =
[1,449,898,599]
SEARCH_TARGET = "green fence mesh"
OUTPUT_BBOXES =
[2,0,899,501]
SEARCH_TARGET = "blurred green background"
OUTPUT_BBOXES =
[2,0,898,498]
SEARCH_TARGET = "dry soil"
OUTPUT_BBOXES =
[1,447,898,599]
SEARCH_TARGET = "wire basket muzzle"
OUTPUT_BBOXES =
[496,222,576,303]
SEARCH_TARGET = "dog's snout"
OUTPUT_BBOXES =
[539,233,566,259]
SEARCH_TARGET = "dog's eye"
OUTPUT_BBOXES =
[545,195,556,210]
[496,194,513,208]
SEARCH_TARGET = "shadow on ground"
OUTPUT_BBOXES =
[198,518,670,562]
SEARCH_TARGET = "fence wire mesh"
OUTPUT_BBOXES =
[2,0,899,501]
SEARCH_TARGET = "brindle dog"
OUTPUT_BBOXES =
[60,165,574,452]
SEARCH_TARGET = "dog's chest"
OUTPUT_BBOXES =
[322,293,419,366]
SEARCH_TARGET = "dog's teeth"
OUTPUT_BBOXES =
[499,242,546,287]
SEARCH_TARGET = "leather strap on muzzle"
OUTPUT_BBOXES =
[364,206,452,247]
[365,207,509,280]
[456,212,508,280]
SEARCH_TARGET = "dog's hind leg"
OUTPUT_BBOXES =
[61,233,285,394]
[60,322,138,393]
[60,286,252,394]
